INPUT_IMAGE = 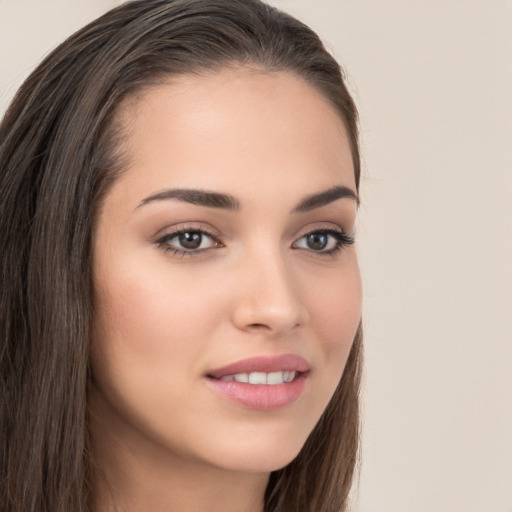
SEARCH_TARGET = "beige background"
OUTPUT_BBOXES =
[1,1,511,511]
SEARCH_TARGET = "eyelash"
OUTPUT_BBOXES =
[156,227,222,257]
[292,228,355,256]
[155,226,354,258]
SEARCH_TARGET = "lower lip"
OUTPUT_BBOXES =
[205,373,308,410]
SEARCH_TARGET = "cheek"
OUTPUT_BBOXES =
[91,267,170,397]
[93,259,215,351]
[89,262,220,442]
[305,255,362,370]
[90,256,233,406]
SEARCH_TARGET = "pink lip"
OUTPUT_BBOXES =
[207,354,310,379]
[205,354,310,410]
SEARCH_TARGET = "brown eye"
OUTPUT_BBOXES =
[178,231,203,250]
[157,228,221,255]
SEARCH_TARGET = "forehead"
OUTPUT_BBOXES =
[111,67,355,204]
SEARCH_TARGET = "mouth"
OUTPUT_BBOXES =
[204,354,310,410]
[215,370,299,385]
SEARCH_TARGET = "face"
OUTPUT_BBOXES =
[90,68,362,475]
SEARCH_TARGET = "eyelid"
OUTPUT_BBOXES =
[291,225,355,255]
[152,221,355,258]
[294,227,355,245]
[153,222,222,242]
[293,221,355,241]
[154,223,224,256]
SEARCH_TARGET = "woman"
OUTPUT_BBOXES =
[0,1,363,511]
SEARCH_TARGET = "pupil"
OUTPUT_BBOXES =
[307,233,327,250]
[179,232,202,249]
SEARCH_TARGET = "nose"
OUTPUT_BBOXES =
[230,249,308,335]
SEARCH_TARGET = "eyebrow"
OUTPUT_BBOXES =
[293,185,359,212]
[137,188,240,210]
[137,185,358,212]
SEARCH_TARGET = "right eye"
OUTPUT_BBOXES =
[156,228,222,256]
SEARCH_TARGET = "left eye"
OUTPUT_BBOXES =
[293,229,352,253]
[158,229,219,253]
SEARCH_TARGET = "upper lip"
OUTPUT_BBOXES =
[207,354,311,379]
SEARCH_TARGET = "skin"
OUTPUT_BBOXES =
[89,67,362,512]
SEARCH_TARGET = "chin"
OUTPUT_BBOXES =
[190,419,313,474]
[211,447,302,474]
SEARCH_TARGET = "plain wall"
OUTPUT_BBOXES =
[1,1,511,511]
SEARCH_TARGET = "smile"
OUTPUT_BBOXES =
[218,371,297,384]
[205,354,310,410]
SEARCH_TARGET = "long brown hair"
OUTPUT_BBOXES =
[0,1,363,511]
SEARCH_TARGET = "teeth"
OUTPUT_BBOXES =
[219,371,297,385]
[267,371,284,385]
[284,371,296,383]
[249,372,267,384]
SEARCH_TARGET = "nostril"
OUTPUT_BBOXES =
[248,323,271,330]
[246,321,301,333]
